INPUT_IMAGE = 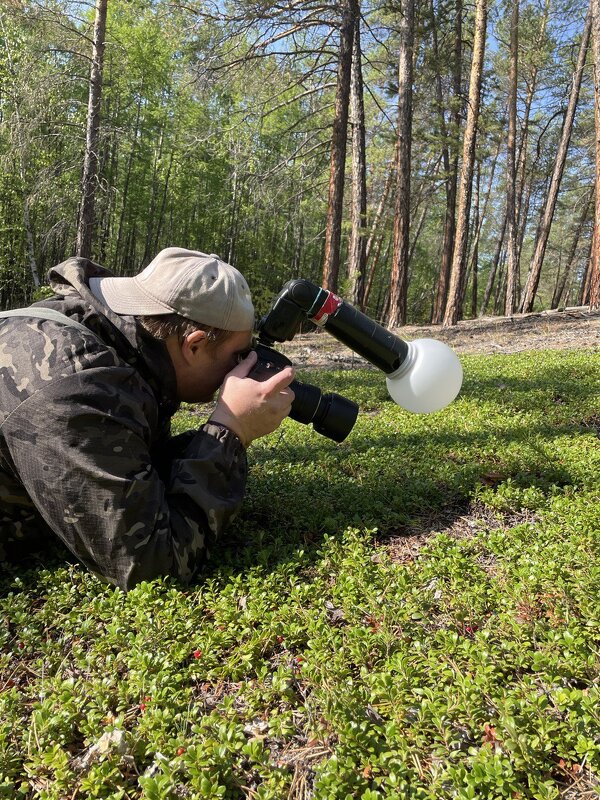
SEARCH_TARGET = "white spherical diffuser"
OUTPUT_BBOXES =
[385,338,463,413]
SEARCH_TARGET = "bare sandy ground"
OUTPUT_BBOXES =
[275,306,600,369]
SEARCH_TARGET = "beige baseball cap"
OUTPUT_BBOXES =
[89,248,255,331]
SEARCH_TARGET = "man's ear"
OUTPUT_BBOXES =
[180,329,208,364]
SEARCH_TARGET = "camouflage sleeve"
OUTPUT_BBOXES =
[1,368,247,590]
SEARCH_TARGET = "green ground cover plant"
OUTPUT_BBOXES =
[0,349,599,799]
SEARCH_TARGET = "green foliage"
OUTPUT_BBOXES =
[1,349,599,798]
[1,0,594,317]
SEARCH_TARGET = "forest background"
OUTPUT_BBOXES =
[1,0,600,327]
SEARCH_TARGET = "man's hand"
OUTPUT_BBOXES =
[209,351,295,447]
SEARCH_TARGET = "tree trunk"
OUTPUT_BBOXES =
[362,162,395,310]
[76,0,108,260]
[551,189,593,308]
[579,232,595,303]
[589,0,600,310]
[515,0,550,270]
[493,255,507,314]
[142,125,166,265]
[520,8,592,312]
[504,0,519,314]
[322,0,358,291]
[480,213,507,316]
[465,162,481,317]
[115,98,142,271]
[432,0,462,324]
[464,139,499,313]
[153,150,175,255]
[347,12,368,307]
[443,0,487,327]
[388,0,415,327]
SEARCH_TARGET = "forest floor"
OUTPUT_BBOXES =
[278,305,600,368]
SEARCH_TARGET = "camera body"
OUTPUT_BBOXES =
[248,342,358,443]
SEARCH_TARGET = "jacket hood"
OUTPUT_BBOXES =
[41,257,179,416]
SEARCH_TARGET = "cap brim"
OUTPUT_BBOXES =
[89,276,175,316]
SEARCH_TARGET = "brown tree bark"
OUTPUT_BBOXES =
[589,0,600,309]
[388,0,415,327]
[347,11,368,307]
[504,0,520,314]
[322,0,358,292]
[431,0,462,324]
[520,8,592,312]
[443,0,487,327]
[76,0,108,260]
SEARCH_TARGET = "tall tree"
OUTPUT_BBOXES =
[520,8,592,312]
[362,160,395,311]
[589,0,600,310]
[388,0,415,327]
[470,165,481,316]
[347,11,368,307]
[443,0,487,327]
[551,188,592,308]
[515,0,551,269]
[480,213,507,315]
[76,0,108,260]
[322,0,359,292]
[504,0,520,314]
[431,0,462,324]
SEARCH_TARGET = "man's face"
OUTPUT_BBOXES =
[182,329,254,403]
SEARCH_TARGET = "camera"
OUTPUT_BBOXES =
[248,343,358,442]
[250,277,462,440]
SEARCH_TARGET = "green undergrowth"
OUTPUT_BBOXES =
[1,349,599,799]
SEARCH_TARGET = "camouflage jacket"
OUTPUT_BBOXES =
[0,257,248,589]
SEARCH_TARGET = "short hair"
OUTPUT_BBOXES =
[137,313,235,347]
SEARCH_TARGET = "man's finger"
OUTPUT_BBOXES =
[262,366,295,395]
[228,349,258,378]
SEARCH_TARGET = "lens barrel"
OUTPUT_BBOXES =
[289,382,358,442]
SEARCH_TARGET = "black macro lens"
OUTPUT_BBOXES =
[311,392,359,443]
[289,382,358,442]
